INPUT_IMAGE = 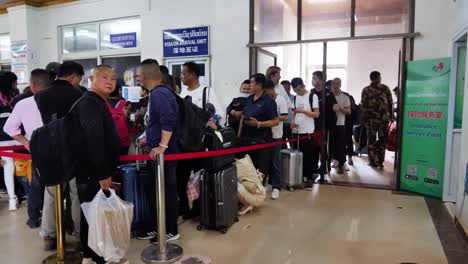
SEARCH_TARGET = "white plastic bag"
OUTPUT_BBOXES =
[81,189,134,262]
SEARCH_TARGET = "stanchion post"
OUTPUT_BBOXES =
[141,152,183,263]
[42,184,82,264]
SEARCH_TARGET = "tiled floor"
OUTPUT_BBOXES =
[0,185,450,264]
[328,152,396,188]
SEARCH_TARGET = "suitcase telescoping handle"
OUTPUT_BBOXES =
[293,124,300,150]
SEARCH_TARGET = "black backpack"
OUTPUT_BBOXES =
[166,87,211,152]
[30,97,84,186]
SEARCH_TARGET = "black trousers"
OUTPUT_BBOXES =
[77,182,105,264]
[292,134,318,180]
[177,158,202,216]
[248,147,272,176]
[345,124,354,157]
[282,123,292,149]
[330,126,347,166]
[150,160,179,235]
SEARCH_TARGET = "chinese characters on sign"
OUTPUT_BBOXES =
[163,26,209,57]
[11,40,29,84]
[110,32,137,49]
[408,111,443,119]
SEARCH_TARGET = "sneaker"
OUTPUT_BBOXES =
[331,160,339,168]
[338,166,345,175]
[44,236,57,251]
[150,233,180,244]
[348,156,354,166]
[82,258,96,264]
[8,196,18,211]
[271,189,280,200]
[26,219,41,229]
[135,231,157,240]
[305,181,313,191]
[106,259,129,264]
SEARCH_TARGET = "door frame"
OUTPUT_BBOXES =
[443,36,467,202]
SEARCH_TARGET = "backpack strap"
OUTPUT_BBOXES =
[293,96,297,108]
[116,100,127,111]
[309,93,313,109]
[202,86,209,111]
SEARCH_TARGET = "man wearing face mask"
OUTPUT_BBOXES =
[226,80,251,135]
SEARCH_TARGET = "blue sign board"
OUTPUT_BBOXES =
[110,32,137,48]
[163,26,209,57]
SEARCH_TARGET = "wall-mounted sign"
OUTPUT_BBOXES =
[10,40,28,60]
[122,86,141,103]
[12,62,29,84]
[110,32,137,49]
[163,26,209,58]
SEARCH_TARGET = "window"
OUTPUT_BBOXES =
[302,0,351,39]
[355,0,410,36]
[100,18,141,50]
[60,18,142,89]
[0,34,11,61]
[254,0,298,43]
[62,24,98,53]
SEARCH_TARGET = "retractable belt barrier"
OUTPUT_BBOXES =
[0,135,311,161]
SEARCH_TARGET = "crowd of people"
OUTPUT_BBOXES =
[0,59,395,264]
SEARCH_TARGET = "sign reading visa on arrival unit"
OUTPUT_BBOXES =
[110,32,137,48]
[163,26,209,57]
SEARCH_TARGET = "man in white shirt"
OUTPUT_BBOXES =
[290,78,320,190]
[331,78,351,175]
[177,61,225,219]
[264,81,288,200]
[266,66,292,108]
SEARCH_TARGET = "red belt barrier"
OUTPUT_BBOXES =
[0,135,311,162]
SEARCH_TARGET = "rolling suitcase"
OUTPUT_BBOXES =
[198,165,239,233]
[202,127,236,172]
[281,133,304,191]
[121,164,155,233]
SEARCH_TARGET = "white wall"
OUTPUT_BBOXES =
[414,0,455,60]
[0,0,249,107]
[347,39,401,103]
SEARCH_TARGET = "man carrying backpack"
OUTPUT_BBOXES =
[140,59,181,243]
[34,61,84,251]
[177,61,223,220]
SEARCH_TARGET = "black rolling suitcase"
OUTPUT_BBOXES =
[198,165,239,233]
[202,127,236,172]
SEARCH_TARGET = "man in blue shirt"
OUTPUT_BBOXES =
[140,59,180,242]
[240,73,279,176]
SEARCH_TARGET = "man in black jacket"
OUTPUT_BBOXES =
[73,65,120,264]
[35,61,84,251]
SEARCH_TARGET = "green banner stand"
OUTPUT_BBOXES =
[400,58,451,198]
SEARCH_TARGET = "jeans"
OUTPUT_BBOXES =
[270,139,282,190]
[40,178,81,237]
[27,164,44,227]
[18,176,30,196]
[150,160,179,235]
[282,124,292,149]
[331,126,347,166]
[345,124,354,157]
[248,147,272,177]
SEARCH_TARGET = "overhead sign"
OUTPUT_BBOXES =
[110,32,137,49]
[122,86,141,103]
[400,58,451,198]
[163,26,209,57]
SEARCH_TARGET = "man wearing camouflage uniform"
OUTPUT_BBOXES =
[361,71,393,168]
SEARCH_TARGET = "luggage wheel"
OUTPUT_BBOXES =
[289,187,294,192]
[221,228,228,234]
[197,225,203,231]
[235,217,239,222]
